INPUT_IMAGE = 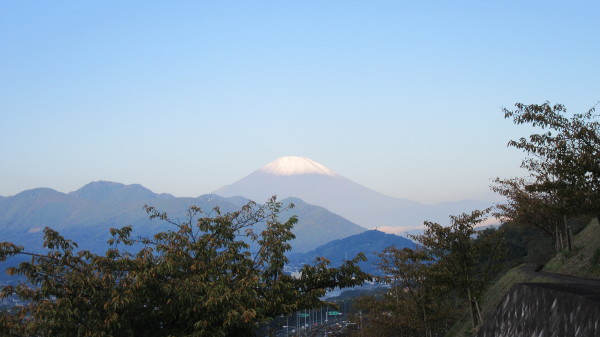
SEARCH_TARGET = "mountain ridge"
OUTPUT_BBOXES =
[0,181,365,253]
[288,229,415,275]
[214,156,492,230]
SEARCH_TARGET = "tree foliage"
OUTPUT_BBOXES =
[375,247,455,337]
[504,102,600,211]
[0,198,370,337]
[492,177,563,238]
[494,101,600,250]
[411,209,504,328]
[353,209,505,336]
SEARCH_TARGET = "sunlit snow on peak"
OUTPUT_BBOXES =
[258,156,337,176]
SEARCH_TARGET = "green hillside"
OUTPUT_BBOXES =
[447,218,600,337]
[543,218,600,278]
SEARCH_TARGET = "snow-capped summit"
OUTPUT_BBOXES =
[258,156,337,176]
[214,156,491,230]
[213,156,423,228]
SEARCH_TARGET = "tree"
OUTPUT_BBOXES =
[496,101,600,251]
[0,198,371,337]
[492,177,565,249]
[352,209,505,335]
[503,101,600,219]
[375,247,456,337]
[411,208,504,328]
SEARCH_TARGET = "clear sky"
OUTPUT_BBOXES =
[1,1,598,204]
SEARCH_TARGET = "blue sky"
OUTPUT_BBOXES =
[1,1,598,204]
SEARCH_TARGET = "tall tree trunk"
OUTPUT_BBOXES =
[564,215,572,251]
[474,298,483,326]
[422,306,430,337]
[555,224,560,252]
[467,287,476,327]
[558,231,564,250]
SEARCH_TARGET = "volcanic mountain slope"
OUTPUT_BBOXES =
[214,156,491,229]
[215,156,418,227]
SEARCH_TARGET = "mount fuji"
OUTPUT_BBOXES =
[214,156,492,231]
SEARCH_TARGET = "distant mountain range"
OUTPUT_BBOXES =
[0,156,493,283]
[288,229,415,275]
[0,181,365,254]
[214,156,492,231]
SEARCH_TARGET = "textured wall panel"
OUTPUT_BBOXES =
[476,283,600,337]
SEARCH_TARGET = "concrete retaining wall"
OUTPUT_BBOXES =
[476,283,600,337]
